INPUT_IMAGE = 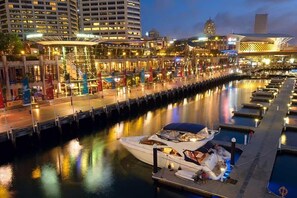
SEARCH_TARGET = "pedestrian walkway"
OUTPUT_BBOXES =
[0,70,233,134]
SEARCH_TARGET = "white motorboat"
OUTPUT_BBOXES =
[119,123,231,180]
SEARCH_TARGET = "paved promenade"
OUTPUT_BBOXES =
[0,70,232,134]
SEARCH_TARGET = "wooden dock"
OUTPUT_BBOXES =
[284,124,297,131]
[241,103,263,109]
[232,111,261,119]
[153,78,294,198]
[219,123,255,133]
[250,96,272,103]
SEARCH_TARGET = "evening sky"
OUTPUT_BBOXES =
[141,0,297,43]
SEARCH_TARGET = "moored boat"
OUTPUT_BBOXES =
[119,123,231,180]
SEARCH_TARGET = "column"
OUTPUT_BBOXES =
[39,55,46,96]
[2,55,11,100]
[22,55,28,73]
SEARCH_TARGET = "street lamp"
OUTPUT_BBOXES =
[122,52,127,93]
[70,83,75,114]
[114,77,120,96]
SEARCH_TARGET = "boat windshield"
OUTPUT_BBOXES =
[158,127,209,142]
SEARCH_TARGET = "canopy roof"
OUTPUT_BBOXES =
[163,123,206,134]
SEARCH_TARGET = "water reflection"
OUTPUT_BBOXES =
[40,165,60,197]
[3,80,268,197]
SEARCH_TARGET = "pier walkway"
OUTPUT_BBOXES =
[0,70,232,134]
[153,78,295,198]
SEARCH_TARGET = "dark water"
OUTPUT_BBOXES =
[214,129,250,144]
[268,152,297,198]
[281,131,297,147]
[0,80,269,198]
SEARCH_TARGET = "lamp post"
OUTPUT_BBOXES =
[114,77,120,96]
[123,51,127,93]
[70,83,75,114]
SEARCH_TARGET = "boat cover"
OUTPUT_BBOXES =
[163,123,206,134]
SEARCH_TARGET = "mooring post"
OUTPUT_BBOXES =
[231,137,236,166]
[244,134,247,145]
[90,107,95,122]
[254,118,259,127]
[153,144,158,174]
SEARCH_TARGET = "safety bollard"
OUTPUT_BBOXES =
[153,144,158,174]
[244,134,247,145]
[231,138,236,166]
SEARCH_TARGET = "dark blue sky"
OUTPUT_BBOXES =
[141,0,297,42]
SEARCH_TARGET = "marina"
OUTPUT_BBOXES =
[0,77,278,198]
[1,74,297,197]
[152,77,297,197]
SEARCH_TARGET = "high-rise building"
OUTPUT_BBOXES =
[203,18,216,36]
[0,0,78,40]
[254,14,268,34]
[78,0,141,40]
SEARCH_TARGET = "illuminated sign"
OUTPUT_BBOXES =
[228,37,237,45]
[76,33,101,38]
[26,33,43,39]
[198,37,208,41]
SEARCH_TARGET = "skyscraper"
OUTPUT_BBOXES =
[254,14,268,34]
[0,0,79,40]
[203,18,216,36]
[78,0,141,40]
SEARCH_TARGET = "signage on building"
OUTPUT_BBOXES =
[97,72,103,92]
[22,77,31,106]
[228,37,237,45]
[6,100,23,108]
[123,70,127,87]
[140,69,145,83]
[76,33,101,39]
[46,75,54,100]
[26,33,43,39]
[198,37,208,41]
[0,85,4,109]
[82,73,89,95]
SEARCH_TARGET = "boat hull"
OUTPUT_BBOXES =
[119,136,226,180]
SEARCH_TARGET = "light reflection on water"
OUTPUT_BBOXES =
[0,80,268,198]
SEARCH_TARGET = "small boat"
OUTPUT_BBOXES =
[119,123,231,180]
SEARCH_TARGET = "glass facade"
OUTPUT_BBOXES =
[0,0,78,40]
[78,0,141,40]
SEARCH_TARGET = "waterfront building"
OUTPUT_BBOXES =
[148,29,160,39]
[170,36,231,73]
[78,0,141,40]
[0,34,176,102]
[228,33,295,66]
[0,0,78,40]
[254,14,268,34]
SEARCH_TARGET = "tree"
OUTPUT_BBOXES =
[0,33,23,55]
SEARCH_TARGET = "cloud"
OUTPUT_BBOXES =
[214,12,254,34]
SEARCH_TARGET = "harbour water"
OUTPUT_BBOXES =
[0,80,270,198]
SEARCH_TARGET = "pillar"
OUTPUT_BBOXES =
[2,56,11,100]
[39,55,46,96]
